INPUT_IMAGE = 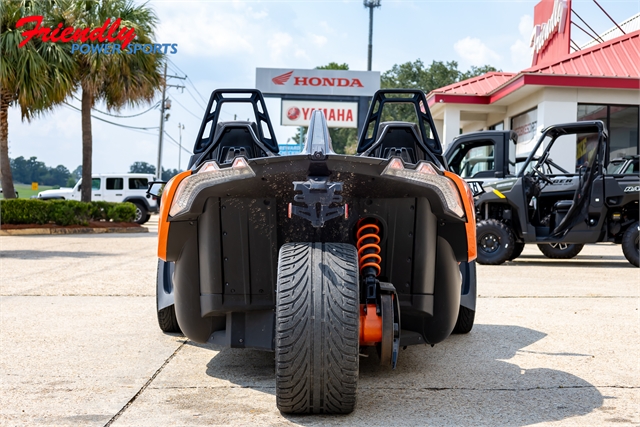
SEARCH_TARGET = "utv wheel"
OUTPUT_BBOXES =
[621,222,639,267]
[156,260,181,334]
[452,306,475,334]
[509,241,525,261]
[133,202,150,224]
[537,243,584,259]
[275,242,359,414]
[476,219,515,265]
[157,305,181,333]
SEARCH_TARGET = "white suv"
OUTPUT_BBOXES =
[37,173,158,224]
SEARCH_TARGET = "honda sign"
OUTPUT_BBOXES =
[257,68,380,96]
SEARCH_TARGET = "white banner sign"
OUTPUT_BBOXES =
[257,68,380,96]
[281,100,358,128]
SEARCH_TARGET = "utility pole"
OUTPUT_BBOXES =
[364,0,381,71]
[178,123,184,171]
[156,61,186,180]
[156,62,168,180]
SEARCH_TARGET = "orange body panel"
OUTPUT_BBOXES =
[157,170,192,261]
[443,171,477,262]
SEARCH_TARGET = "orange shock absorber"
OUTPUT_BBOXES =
[356,218,382,277]
[356,218,383,345]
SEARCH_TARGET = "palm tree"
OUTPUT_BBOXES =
[0,1,77,199]
[56,0,164,202]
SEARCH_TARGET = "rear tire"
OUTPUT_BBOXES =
[476,219,515,265]
[537,243,584,259]
[509,241,525,261]
[621,222,639,267]
[452,306,475,334]
[275,242,359,414]
[133,202,150,224]
[157,305,181,333]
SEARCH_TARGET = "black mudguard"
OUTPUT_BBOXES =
[173,234,222,343]
[459,260,477,311]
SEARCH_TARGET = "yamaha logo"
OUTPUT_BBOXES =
[286,107,301,121]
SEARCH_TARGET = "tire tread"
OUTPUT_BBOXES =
[275,242,359,414]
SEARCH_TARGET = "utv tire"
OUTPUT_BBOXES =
[157,305,181,333]
[509,241,525,261]
[621,222,639,267]
[133,202,150,224]
[452,306,475,334]
[275,242,359,414]
[476,219,515,265]
[537,243,584,259]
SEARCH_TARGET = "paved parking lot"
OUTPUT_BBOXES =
[0,224,638,426]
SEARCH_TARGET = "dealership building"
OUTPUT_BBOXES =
[428,1,639,169]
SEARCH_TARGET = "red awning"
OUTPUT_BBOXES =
[427,30,640,107]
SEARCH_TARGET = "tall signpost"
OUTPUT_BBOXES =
[364,0,381,71]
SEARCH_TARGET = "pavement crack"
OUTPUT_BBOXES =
[103,340,187,427]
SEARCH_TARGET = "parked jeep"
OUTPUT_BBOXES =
[37,173,157,224]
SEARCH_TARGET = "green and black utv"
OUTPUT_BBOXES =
[445,121,639,267]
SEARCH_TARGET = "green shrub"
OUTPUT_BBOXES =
[108,202,136,222]
[89,201,112,221]
[0,199,50,224]
[0,200,139,225]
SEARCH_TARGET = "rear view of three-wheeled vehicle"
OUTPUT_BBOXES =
[150,89,477,414]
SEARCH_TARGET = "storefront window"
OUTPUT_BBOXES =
[511,108,538,155]
[577,104,639,162]
[609,106,639,158]
[489,122,504,130]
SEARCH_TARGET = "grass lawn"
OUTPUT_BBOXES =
[0,183,54,199]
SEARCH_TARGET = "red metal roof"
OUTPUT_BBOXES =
[524,30,640,78]
[426,30,640,107]
[431,72,516,96]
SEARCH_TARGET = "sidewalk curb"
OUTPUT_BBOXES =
[0,227,149,236]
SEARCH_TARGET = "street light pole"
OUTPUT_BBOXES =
[178,123,184,171]
[364,0,381,71]
[156,62,168,180]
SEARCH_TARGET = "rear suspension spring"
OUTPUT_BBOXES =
[356,218,381,277]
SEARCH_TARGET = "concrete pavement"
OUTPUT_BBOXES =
[1,232,638,426]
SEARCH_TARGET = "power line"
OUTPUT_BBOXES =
[184,86,206,110]
[73,96,161,118]
[171,96,202,120]
[64,102,160,131]
[168,58,208,105]
[164,131,192,155]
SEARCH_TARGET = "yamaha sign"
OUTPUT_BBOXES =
[256,68,380,96]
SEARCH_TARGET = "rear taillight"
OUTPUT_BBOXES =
[381,158,465,218]
[169,157,255,217]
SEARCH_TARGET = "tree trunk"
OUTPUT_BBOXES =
[81,86,93,202]
[0,89,17,199]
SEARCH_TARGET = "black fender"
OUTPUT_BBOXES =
[420,236,462,344]
[173,234,217,343]
[459,260,477,311]
[156,259,175,311]
[123,196,156,212]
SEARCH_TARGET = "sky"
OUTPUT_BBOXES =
[7,0,640,177]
